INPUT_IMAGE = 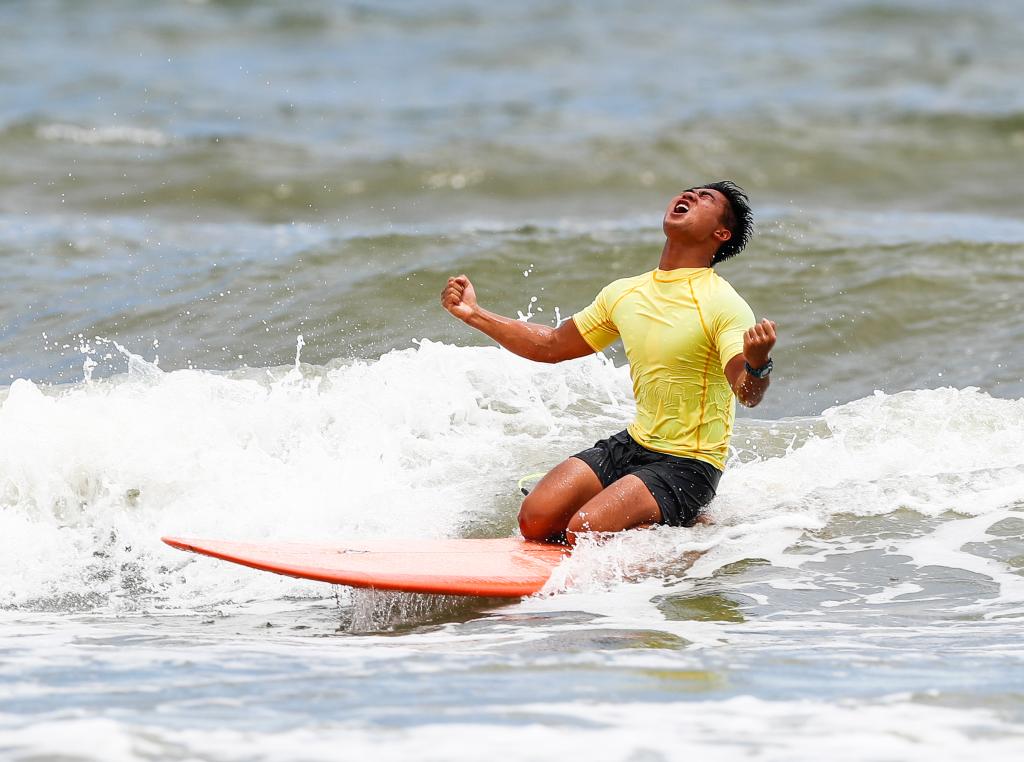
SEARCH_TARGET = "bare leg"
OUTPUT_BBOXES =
[565,475,662,544]
[518,457,603,541]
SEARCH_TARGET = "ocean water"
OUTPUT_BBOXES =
[2,1,1024,760]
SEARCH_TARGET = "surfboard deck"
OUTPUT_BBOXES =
[162,536,568,597]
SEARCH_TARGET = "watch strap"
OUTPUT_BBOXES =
[744,358,773,378]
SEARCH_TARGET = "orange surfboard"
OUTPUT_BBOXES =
[162,536,568,597]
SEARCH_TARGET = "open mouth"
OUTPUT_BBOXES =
[673,202,690,214]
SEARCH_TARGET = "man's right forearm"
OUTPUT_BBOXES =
[464,307,560,363]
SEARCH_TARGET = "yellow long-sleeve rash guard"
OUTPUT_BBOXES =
[572,267,756,471]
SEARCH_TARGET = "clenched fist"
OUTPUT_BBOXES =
[441,274,478,322]
[743,318,776,368]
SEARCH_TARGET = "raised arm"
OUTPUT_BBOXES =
[441,274,594,363]
[724,318,777,408]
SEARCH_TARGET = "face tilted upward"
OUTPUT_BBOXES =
[662,187,733,246]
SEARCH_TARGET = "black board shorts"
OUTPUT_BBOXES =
[572,430,722,527]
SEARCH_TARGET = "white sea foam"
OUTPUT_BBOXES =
[535,387,1024,626]
[2,695,1020,762]
[1,342,1022,618]
[0,340,631,609]
[35,123,170,147]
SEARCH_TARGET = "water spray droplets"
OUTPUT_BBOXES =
[516,296,540,322]
[516,264,543,321]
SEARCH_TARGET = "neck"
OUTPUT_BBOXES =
[658,238,715,270]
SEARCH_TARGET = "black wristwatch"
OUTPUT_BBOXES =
[744,358,773,379]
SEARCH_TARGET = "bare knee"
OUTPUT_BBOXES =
[518,493,555,541]
[517,458,603,542]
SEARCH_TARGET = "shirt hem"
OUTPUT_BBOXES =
[626,424,726,472]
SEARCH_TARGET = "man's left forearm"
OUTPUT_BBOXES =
[735,367,770,408]
[728,318,777,408]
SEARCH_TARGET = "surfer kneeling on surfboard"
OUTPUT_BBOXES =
[441,182,775,545]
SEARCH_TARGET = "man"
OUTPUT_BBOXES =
[441,181,776,544]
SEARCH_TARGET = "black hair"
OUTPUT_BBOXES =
[703,180,753,265]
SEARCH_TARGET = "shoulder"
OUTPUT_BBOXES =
[704,270,749,305]
[592,271,653,307]
[603,271,652,294]
[703,271,755,324]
